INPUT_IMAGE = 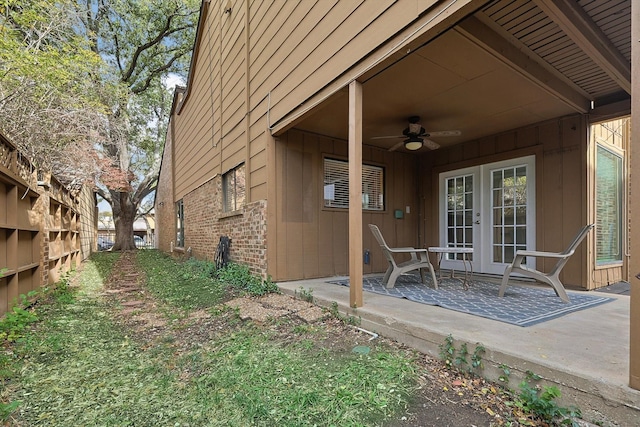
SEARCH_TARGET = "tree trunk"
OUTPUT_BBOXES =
[111,191,137,251]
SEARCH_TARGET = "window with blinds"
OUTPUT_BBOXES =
[223,164,246,212]
[323,158,384,210]
[596,144,623,264]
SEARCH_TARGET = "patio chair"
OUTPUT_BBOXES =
[368,224,438,289]
[498,223,595,302]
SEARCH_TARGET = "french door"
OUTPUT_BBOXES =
[438,156,536,275]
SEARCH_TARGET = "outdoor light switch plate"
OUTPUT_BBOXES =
[394,209,404,219]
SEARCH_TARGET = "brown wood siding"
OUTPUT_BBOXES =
[173,0,457,207]
[270,129,420,281]
[174,19,218,199]
[422,115,594,289]
[263,0,407,120]
[173,0,259,202]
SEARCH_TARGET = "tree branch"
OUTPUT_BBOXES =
[121,11,176,83]
[131,51,186,94]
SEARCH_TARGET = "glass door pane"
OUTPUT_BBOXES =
[491,165,528,264]
[444,174,474,261]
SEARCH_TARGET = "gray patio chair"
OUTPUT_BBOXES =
[369,224,438,289]
[498,223,595,302]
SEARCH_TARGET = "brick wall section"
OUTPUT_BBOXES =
[156,122,267,277]
[33,191,50,287]
[178,176,268,278]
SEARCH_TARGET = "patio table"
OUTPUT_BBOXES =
[427,247,474,290]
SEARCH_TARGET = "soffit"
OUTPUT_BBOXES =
[295,0,631,153]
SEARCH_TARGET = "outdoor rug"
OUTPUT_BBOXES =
[328,274,614,327]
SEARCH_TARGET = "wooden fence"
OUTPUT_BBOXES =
[0,132,97,315]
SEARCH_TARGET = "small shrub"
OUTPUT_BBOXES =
[53,272,76,304]
[471,344,485,370]
[498,364,511,383]
[454,342,469,368]
[216,263,279,296]
[439,334,455,368]
[326,301,361,326]
[296,286,314,303]
[514,372,581,426]
[183,257,217,279]
[0,305,38,343]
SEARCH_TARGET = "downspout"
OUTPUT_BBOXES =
[244,0,251,201]
[219,3,226,172]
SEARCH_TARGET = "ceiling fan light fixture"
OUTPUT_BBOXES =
[404,136,423,151]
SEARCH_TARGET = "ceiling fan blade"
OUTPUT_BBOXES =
[388,141,404,152]
[425,130,461,137]
[423,139,440,150]
[371,135,404,140]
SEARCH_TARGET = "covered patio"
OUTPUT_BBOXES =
[267,0,639,401]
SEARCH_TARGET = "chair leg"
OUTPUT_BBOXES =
[428,263,438,289]
[386,269,401,289]
[382,265,393,286]
[547,276,570,303]
[498,264,513,297]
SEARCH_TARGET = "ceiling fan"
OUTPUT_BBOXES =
[371,116,461,151]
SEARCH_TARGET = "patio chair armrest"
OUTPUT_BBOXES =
[387,247,429,261]
[387,247,426,254]
[515,250,569,259]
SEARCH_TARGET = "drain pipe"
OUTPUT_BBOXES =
[355,326,378,341]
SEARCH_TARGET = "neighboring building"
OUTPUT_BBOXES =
[98,214,155,249]
[157,0,632,288]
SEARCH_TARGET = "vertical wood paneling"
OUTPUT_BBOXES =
[560,116,586,285]
[272,129,419,281]
[421,114,600,289]
[477,136,496,158]
[318,140,335,275]
[274,132,288,279]
[284,143,304,279]
[539,121,563,274]
[302,133,319,278]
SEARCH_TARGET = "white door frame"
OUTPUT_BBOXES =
[438,155,536,275]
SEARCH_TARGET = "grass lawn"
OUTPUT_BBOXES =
[1,251,420,426]
[1,251,581,426]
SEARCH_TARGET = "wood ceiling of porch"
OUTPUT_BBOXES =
[296,0,631,153]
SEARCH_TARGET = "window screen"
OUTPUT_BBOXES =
[323,158,384,210]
